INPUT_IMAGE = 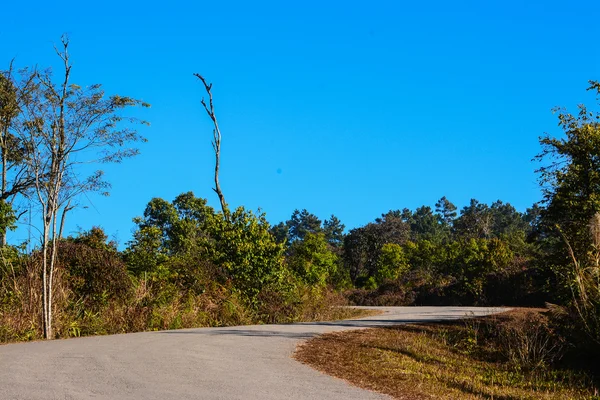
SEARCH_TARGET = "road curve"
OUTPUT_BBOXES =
[0,306,507,400]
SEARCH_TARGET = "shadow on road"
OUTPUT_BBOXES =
[156,313,483,339]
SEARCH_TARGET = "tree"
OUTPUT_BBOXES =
[126,192,216,265]
[287,232,338,286]
[194,74,228,217]
[489,200,528,237]
[536,80,600,253]
[127,193,286,304]
[450,238,514,300]
[62,227,131,311]
[375,243,409,285]
[535,81,600,349]
[18,36,149,339]
[454,199,493,239]
[408,206,445,242]
[270,221,289,244]
[323,215,345,247]
[343,211,409,285]
[524,203,543,241]
[287,209,322,242]
[375,210,411,244]
[0,65,35,244]
[435,196,457,226]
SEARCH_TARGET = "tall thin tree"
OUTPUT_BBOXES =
[18,35,149,338]
[194,74,228,218]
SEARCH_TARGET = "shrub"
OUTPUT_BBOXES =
[494,310,565,370]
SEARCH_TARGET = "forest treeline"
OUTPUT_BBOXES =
[0,39,599,369]
[273,198,544,306]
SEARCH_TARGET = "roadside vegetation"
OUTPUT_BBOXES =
[296,309,599,399]
[0,37,599,394]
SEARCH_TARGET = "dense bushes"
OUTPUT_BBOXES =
[0,195,355,343]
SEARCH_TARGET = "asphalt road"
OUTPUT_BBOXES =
[0,306,507,400]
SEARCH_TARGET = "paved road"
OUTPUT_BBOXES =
[0,306,507,400]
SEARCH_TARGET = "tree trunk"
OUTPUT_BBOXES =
[41,213,50,339]
[0,126,7,246]
[194,73,229,218]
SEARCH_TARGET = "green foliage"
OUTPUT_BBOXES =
[435,196,457,227]
[210,206,286,302]
[451,238,514,299]
[126,193,285,304]
[69,226,117,251]
[287,232,338,286]
[536,81,600,254]
[343,211,409,285]
[400,237,516,301]
[535,82,600,353]
[288,209,322,242]
[323,215,345,247]
[274,209,346,248]
[406,206,446,243]
[124,225,170,276]
[375,243,408,284]
[0,200,16,237]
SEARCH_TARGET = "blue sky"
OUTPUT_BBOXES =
[1,0,599,246]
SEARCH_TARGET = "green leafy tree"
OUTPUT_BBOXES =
[287,232,338,286]
[210,206,286,302]
[451,238,514,300]
[535,81,600,350]
[343,211,409,285]
[125,225,170,276]
[375,243,409,284]
[536,80,600,254]
[0,66,35,244]
[126,193,285,304]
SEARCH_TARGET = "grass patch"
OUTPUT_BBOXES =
[295,309,599,399]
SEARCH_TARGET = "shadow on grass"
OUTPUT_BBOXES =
[440,377,521,400]
[369,343,446,366]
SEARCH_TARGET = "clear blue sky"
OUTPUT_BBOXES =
[1,0,599,246]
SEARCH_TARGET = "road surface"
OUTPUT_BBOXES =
[0,306,506,399]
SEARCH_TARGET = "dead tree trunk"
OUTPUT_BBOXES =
[194,73,229,219]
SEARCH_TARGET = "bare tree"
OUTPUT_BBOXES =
[193,74,228,218]
[18,35,149,339]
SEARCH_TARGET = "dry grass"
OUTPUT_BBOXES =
[295,309,598,399]
[0,266,378,344]
[323,307,383,321]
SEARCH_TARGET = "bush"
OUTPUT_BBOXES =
[494,309,565,370]
[346,280,416,306]
[60,239,132,310]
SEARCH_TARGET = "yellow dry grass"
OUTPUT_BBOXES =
[295,310,597,399]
